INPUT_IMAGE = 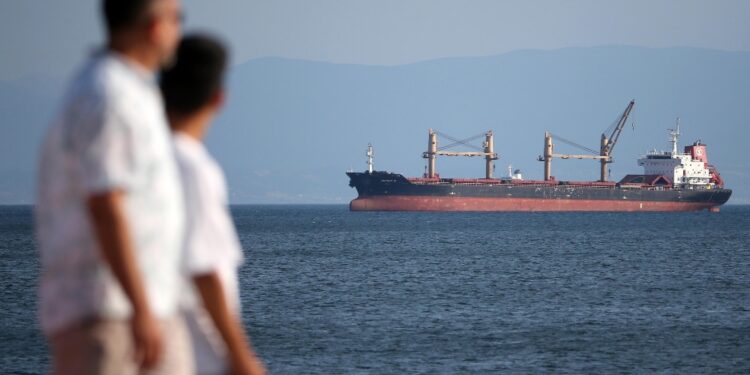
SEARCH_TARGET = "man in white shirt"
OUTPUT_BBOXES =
[36,0,190,374]
[160,35,266,375]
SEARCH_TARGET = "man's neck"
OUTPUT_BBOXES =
[109,38,160,73]
[171,112,212,142]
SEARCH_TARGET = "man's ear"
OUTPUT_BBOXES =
[209,88,226,110]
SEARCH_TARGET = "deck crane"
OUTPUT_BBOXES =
[598,100,635,182]
[539,100,635,182]
[423,129,499,179]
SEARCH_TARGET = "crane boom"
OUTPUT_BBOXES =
[539,100,636,182]
[599,100,635,181]
[603,100,635,156]
[424,129,499,179]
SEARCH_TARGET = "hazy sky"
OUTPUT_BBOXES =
[1,0,749,80]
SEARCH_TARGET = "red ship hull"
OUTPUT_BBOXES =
[350,196,716,212]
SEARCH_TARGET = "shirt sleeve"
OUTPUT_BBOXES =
[74,95,138,193]
[178,155,228,276]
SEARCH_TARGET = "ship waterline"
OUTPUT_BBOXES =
[351,194,727,212]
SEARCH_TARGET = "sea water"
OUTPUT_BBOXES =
[1,205,749,374]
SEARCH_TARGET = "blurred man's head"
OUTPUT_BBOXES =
[160,34,228,136]
[103,0,182,68]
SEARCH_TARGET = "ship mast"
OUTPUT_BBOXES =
[366,143,374,173]
[484,131,495,179]
[668,118,681,156]
[426,130,437,178]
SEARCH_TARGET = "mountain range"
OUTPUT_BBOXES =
[1,46,748,204]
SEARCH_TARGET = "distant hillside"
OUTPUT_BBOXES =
[211,46,750,204]
[1,46,749,204]
[0,77,62,203]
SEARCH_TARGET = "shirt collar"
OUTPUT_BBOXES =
[103,49,158,85]
[174,131,208,155]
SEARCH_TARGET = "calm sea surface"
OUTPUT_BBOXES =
[1,205,749,374]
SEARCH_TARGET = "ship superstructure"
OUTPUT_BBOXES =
[632,121,724,189]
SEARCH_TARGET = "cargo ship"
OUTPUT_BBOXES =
[346,101,731,212]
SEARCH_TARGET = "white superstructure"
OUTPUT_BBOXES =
[505,165,524,181]
[637,122,712,187]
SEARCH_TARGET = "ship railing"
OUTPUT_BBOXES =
[558,181,617,188]
[407,177,702,191]
[407,177,558,187]
[618,183,680,191]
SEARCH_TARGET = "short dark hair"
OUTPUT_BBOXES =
[102,0,154,34]
[160,34,228,117]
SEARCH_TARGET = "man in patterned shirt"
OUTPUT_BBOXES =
[36,0,191,373]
